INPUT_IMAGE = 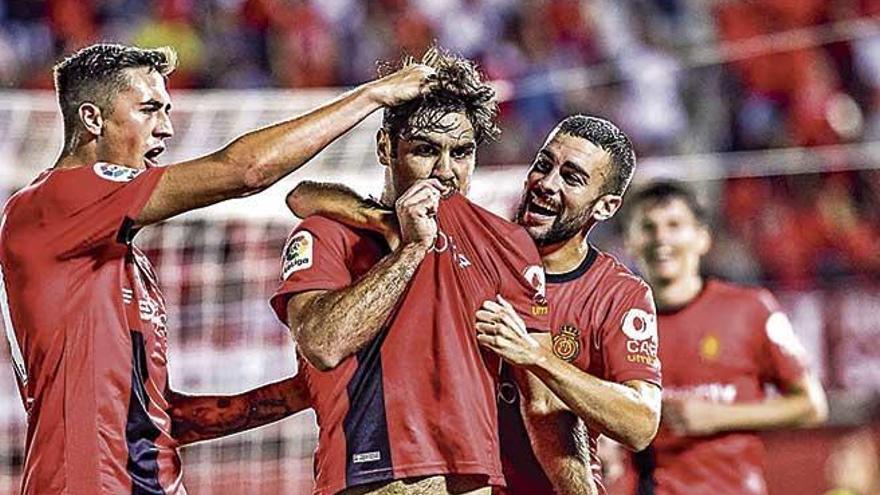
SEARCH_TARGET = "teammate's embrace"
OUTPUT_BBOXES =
[0,43,433,494]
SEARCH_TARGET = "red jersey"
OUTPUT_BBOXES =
[497,247,661,495]
[270,193,550,495]
[0,164,185,495]
[617,279,810,495]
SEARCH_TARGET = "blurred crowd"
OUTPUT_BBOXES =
[2,0,880,286]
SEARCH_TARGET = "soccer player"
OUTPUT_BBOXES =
[0,43,434,494]
[269,48,550,495]
[613,181,828,494]
[288,116,663,494]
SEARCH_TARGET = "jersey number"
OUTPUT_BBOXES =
[0,263,28,386]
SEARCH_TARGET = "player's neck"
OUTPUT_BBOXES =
[653,274,704,310]
[54,143,98,170]
[539,234,589,275]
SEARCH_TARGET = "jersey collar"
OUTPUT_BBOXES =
[546,245,598,284]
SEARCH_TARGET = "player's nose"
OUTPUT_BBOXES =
[155,112,174,139]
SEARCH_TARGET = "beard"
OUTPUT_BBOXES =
[515,190,594,247]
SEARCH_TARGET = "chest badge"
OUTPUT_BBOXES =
[552,324,581,362]
[699,334,721,361]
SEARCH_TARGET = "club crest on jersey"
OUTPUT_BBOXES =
[552,325,580,361]
[699,334,721,361]
[282,231,313,279]
[523,265,548,315]
[93,162,143,182]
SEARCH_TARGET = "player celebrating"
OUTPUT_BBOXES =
[613,181,828,494]
[471,116,662,494]
[287,115,663,494]
[270,48,550,495]
[0,43,434,494]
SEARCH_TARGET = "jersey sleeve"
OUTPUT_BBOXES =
[495,227,551,333]
[41,163,165,257]
[269,217,352,326]
[753,290,810,391]
[600,282,662,386]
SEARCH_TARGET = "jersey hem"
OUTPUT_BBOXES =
[313,462,505,495]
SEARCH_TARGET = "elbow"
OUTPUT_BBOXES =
[286,183,314,219]
[803,393,829,427]
[623,408,660,452]
[295,332,342,372]
[216,146,276,193]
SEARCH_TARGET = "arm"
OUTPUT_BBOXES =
[514,359,597,495]
[663,372,828,436]
[476,297,661,451]
[136,65,436,227]
[167,374,309,447]
[286,181,400,249]
[288,180,440,370]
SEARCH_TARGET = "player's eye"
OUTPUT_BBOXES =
[533,158,551,173]
[452,145,475,159]
[412,145,436,156]
[563,172,585,187]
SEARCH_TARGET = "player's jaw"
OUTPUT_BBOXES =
[515,187,591,247]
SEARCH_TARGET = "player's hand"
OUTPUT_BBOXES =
[368,64,438,107]
[476,295,544,368]
[662,398,720,436]
[396,179,443,251]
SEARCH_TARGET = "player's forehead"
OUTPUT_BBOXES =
[637,197,699,224]
[540,131,611,174]
[115,67,172,106]
[405,111,476,147]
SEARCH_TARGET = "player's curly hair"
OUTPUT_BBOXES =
[53,43,177,153]
[379,46,500,147]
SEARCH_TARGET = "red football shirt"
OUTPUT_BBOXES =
[0,163,185,494]
[497,247,661,495]
[270,193,550,495]
[616,279,809,495]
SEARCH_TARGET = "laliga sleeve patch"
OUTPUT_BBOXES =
[93,162,144,182]
[282,231,314,279]
[523,265,548,315]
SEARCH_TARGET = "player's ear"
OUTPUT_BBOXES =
[376,129,393,168]
[78,102,104,137]
[592,194,623,222]
[696,223,712,255]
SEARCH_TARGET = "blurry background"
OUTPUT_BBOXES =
[1,0,880,493]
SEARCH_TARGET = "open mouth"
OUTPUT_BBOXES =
[524,194,560,221]
[144,146,165,166]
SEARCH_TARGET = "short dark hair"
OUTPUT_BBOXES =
[53,43,177,150]
[625,180,707,224]
[380,46,500,146]
[555,115,636,196]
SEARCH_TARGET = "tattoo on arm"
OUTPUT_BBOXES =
[168,375,309,446]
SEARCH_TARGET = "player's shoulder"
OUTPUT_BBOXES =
[591,248,652,297]
[293,215,383,249]
[705,278,775,307]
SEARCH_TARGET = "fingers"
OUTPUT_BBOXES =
[396,181,441,217]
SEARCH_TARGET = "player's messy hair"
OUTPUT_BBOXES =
[555,115,636,196]
[379,46,500,147]
[625,180,707,225]
[54,43,177,153]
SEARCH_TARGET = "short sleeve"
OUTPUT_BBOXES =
[269,217,352,325]
[601,283,662,386]
[495,228,551,333]
[754,290,809,390]
[41,163,165,257]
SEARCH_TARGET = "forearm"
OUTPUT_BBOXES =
[287,181,390,230]
[518,371,596,494]
[168,375,309,447]
[295,244,425,370]
[220,85,382,191]
[701,392,827,433]
[527,351,659,450]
